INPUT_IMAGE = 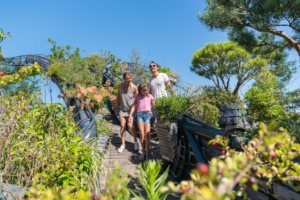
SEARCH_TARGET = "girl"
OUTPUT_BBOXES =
[129,83,155,161]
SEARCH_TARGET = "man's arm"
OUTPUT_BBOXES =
[165,80,175,96]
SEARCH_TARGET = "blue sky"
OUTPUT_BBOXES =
[1,0,300,103]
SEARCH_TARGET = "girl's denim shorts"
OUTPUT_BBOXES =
[137,112,152,124]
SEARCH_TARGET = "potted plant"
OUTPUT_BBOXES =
[154,95,191,161]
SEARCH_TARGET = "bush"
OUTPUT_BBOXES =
[0,94,104,192]
[155,95,191,125]
[162,123,300,199]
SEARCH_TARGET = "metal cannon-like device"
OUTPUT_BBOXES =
[157,114,250,180]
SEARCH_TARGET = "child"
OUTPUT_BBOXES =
[129,83,155,161]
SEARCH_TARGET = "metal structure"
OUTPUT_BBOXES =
[165,114,248,180]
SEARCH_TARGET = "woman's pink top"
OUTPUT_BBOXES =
[134,94,154,112]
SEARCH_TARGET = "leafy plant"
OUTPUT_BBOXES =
[27,162,136,200]
[96,118,112,136]
[155,95,192,125]
[246,68,287,124]
[0,62,44,87]
[104,162,136,200]
[0,93,104,192]
[47,39,122,91]
[162,123,300,199]
[137,160,170,200]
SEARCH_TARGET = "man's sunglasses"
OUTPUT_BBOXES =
[150,65,156,68]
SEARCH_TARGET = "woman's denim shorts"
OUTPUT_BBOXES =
[137,112,152,124]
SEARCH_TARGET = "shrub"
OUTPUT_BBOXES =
[137,160,170,200]
[155,95,191,125]
[0,94,104,192]
[162,123,300,199]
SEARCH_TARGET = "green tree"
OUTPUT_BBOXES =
[245,68,286,123]
[199,0,300,55]
[0,28,10,58]
[191,41,267,95]
[47,39,122,90]
[228,31,297,88]
[0,63,40,96]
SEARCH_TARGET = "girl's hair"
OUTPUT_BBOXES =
[138,83,149,97]
[123,71,132,79]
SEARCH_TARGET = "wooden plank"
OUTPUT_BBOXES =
[272,182,300,200]
[245,187,269,200]
[158,144,173,151]
[156,132,171,139]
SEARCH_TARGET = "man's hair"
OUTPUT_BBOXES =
[149,61,158,68]
[122,71,132,79]
[138,82,149,97]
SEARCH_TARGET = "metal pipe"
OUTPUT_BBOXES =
[184,129,208,164]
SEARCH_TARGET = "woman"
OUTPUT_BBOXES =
[117,72,139,153]
[129,83,155,161]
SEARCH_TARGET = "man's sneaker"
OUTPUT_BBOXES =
[118,145,125,153]
[134,141,139,151]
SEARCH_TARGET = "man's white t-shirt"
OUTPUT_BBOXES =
[149,73,169,100]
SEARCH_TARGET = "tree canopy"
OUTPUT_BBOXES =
[191,41,267,95]
[245,68,286,123]
[199,0,300,55]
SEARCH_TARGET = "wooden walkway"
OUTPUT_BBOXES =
[100,112,180,199]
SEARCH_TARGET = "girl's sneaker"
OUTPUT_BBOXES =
[118,145,125,153]
[134,141,139,151]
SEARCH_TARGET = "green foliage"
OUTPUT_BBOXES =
[155,95,192,125]
[198,102,221,128]
[105,162,135,200]
[199,0,300,54]
[228,31,297,88]
[27,188,94,200]
[47,39,122,91]
[0,94,104,192]
[246,68,287,124]
[163,123,300,199]
[137,160,170,200]
[96,118,112,136]
[0,60,40,96]
[0,63,44,87]
[191,41,267,95]
[0,28,11,58]
[280,113,300,143]
[186,86,243,128]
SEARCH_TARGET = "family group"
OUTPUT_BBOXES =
[116,61,173,161]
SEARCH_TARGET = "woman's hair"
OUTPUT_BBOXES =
[138,83,149,97]
[123,71,132,79]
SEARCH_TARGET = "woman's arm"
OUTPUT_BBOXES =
[133,84,139,95]
[129,104,136,117]
[116,84,121,113]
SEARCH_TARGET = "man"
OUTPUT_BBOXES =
[148,61,174,124]
[149,61,173,99]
